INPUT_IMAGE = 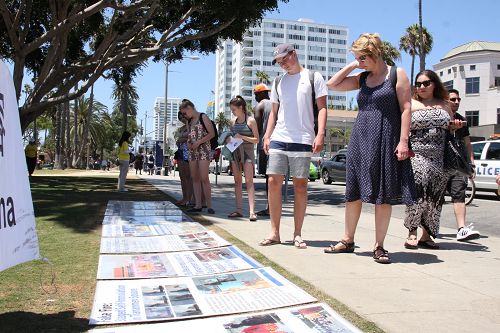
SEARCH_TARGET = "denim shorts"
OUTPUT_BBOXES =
[266,141,312,178]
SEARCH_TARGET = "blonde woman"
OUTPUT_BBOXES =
[325,33,416,263]
[227,96,259,221]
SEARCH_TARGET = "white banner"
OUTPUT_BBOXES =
[0,61,40,272]
[100,231,230,254]
[90,303,362,333]
[89,267,316,325]
[97,245,262,279]
[101,222,205,237]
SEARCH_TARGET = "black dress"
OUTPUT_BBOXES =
[345,69,416,205]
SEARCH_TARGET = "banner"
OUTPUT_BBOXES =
[97,246,262,280]
[90,303,362,333]
[89,267,316,325]
[100,231,230,254]
[0,61,40,272]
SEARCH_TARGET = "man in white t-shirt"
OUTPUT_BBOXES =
[259,43,327,249]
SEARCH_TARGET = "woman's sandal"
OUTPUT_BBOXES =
[324,240,355,253]
[418,239,440,249]
[228,211,243,218]
[249,213,257,222]
[373,246,391,264]
[404,236,418,250]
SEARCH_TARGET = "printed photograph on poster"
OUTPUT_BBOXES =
[101,222,205,237]
[102,215,190,224]
[106,208,183,217]
[105,200,177,213]
[89,303,362,333]
[89,267,316,325]
[100,231,231,254]
[97,246,262,280]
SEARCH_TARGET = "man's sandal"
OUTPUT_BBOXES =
[373,246,391,264]
[259,238,281,246]
[228,211,243,218]
[324,240,355,253]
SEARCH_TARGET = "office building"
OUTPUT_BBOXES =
[215,18,349,119]
[153,97,183,150]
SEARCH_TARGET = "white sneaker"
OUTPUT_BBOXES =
[457,224,480,241]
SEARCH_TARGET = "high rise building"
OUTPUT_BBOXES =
[153,97,183,151]
[215,18,349,118]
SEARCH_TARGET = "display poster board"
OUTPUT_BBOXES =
[101,222,205,237]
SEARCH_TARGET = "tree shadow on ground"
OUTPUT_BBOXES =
[0,310,88,333]
[30,176,170,233]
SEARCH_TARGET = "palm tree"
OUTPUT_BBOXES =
[399,24,433,85]
[418,0,425,71]
[382,41,401,66]
[111,65,142,131]
[215,112,231,133]
[256,70,270,84]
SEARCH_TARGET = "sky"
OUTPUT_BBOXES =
[9,0,500,138]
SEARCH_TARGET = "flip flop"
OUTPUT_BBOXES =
[228,211,243,218]
[418,239,440,249]
[294,239,307,249]
[249,213,257,222]
[256,209,270,216]
[404,236,418,250]
[259,239,281,246]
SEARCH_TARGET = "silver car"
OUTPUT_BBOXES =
[321,149,347,184]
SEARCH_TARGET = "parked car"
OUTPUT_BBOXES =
[321,149,347,184]
[471,140,500,196]
[309,161,319,181]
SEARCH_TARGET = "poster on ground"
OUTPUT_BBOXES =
[90,303,362,333]
[100,231,230,254]
[105,201,180,216]
[89,267,316,325]
[0,61,40,272]
[97,245,262,279]
[101,222,205,237]
[102,215,191,224]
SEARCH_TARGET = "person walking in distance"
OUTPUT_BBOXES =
[325,33,416,263]
[147,152,155,175]
[117,131,132,192]
[25,139,37,177]
[447,89,480,241]
[260,43,328,249]
[253,83,273,217]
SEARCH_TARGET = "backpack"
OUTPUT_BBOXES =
[148,154,154,162]
[274,70,321,135]
[199,113,218,150]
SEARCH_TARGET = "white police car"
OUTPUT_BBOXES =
[471,140,500,195]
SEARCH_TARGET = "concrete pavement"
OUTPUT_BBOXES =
[141,172,499,333]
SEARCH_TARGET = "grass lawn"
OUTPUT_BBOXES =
[0,173,382,333]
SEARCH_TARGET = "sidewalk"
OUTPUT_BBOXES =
[143,173,500,333]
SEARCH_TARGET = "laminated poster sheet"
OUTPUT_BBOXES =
[97,246,262,280]
[90,303,362,333]
[100,231,230,254]
[105,201,181,217]
[101,222,205,237]
[106,200,178,211]
[102,215,190,224]
[89,267,316,325]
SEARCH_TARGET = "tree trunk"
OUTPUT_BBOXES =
[65,100,71,166]
[121,93,128,132]
[72,93,79,167]
[74,85,95,168]
[53,104,63,169]
[410,55,416,88]
[418,0,425,72]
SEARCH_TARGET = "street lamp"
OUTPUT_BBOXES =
[342,120,347,147]
[163,55,200,175]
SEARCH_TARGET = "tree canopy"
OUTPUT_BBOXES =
[0,0,286,131]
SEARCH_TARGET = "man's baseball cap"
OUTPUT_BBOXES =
[272,43,295,65]
[254,83,271,93]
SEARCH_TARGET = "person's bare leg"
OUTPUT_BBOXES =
[453,202,466,229]
[231,161,243,214]
[261,174,283,243]
[292,177,308,247]
[199,160,212,209]
[331,200,362,251]
[189,160,202,208]
[374,204,392,248]
[243,161,256,216]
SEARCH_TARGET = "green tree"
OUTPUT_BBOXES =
[382,41,401,66]
[399,24,433,85]
[215,112,231,133]
[110,65,141,132]
[256,70,271,84]
[0,1,287,132]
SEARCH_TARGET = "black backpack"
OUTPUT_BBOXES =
[274,70,321,135]
[199,113,218,150]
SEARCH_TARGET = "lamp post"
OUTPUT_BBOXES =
[342,119,347,148]
[163,55,200,175]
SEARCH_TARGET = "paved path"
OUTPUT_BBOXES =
[141,173,499,332]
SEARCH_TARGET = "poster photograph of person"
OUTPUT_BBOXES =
[89,303,362,332]
[101,222,206,237]
[102,215,190,224]
[100,231,230,254]
[89,268,316,325]
[105,201,177,215]
[97,246,262,280]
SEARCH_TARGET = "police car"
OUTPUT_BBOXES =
[471,139,500,195]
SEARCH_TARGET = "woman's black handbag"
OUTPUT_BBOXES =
[444,133,474,177]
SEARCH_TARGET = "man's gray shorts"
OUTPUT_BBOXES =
[267,152,311,178]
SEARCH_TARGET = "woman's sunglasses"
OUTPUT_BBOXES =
[415,80,432,88]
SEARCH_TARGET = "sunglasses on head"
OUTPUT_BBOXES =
[415,80,432,88]
[450,97,461,102]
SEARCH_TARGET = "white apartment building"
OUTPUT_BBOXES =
[215,18,349,119]
[434,41,500,129]
[153,97,183,151]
